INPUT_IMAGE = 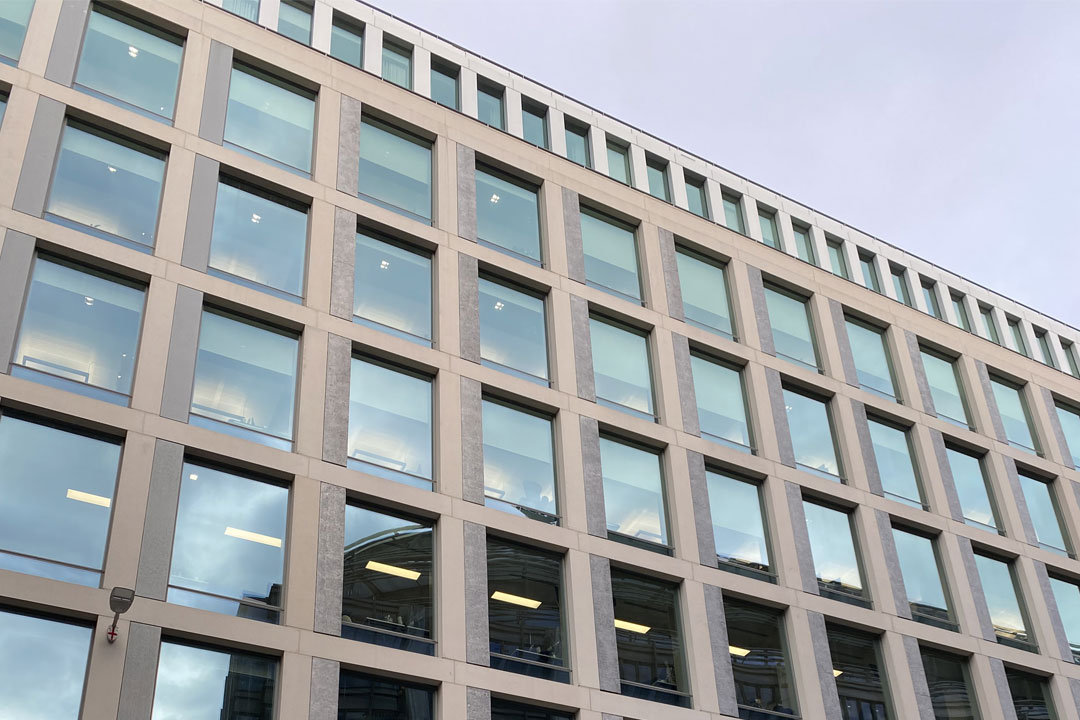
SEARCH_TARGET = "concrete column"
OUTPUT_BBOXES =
[337,95,362,195]
[466,687,490,720]
[308,657,340,720]
[198,41,233,144]
[701,584,739,715]
[180,155,221,272]
[905,330,936,415]
[458,253,480,362]
[413,46,432,99]
[115,622,161,720]
[310,1,332,53]
[901,635,938,720]
[460,377,484,504]
[330,207,356,320]
[658,228,683,320]
[504,87,523,139]
[459,66,478,119]
[313,482,345,635]
[851,400,884,496]
[257,0,279,29]
[589,554,621,692]
[807,611,843,718]
[809,225,831,272]
[785,481,820,594]
[43,0,89,86]
[159,286,204,422]
[133,439,184,600]
[745,265,775,356]
[361,24,381,75]
[670,163,690,211]
[0,230,34,371]
[588,126,608,175]
[1001,456,1039,546]
[562,188,585,283]
[672,334,699,436]
[12,96,65,216]
[629,144,649,194]
[463,521,489,665]
[321,334,351,466]
[580,415,607,538]
[687,450,717,569]
[928,429,966,521]
[570,295,595,401]
[548,108,568,156]
[828,299,859,387]
[742,195,763,243]
[766,369,796,468]
[955,535,996,641]
[973,359,1009,443]
[457,144,477,242]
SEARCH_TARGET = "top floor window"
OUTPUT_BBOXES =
[722,192,745,234]
[791,223,816,265]
[225,63,315,174]
[278,0,311,44]
[329,13,363,68]
[950,293,972,331]
[684,173,708,218]
[581,207,641,303]
[979,305,1000,344]
[827,238,849,279]
[646,156,670,201]
[922,280,943,319]
[0,0,33,63]
[891,266,912,306]
[607,140,631,184]
[1036,330,1057,368]
[357,116,432,224]
[477,80,505,130]
[222,0,259,22]
[1064,341,1080,378]
[860,253,881,293]
[429,60,459,110]
[1008,317,1029,356]
[476,165,541,263]
[381,38,411,89]
[758,209,781,250]
[565,120,591,167]
[521,100,548,148]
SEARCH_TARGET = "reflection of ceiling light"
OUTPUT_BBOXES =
[729,645,751,657]
[107,166,117,173]
[188,474,198,481]
[250,213,261,223]
[224,526,282,548]
[614,619,650,634]
[128,45,139,58]
[67,489,111,508]
[833,669,843,677]
[490,193,500,203]
[494,301,504,310]
[491,591,541,609]
[366,560,421,580]
[379,260,390,270]
[84,296,94,306]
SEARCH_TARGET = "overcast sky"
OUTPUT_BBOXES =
[381,0,1080,327]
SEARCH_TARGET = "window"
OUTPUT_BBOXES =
[1049,575,1080,662]
[224,63,315,174]
[492,699,573,720]
[0,0,33,63]
[764,284,818,369]
[564,120,590,167]
[1035,330,1057,368]
[979,306,1000,344]
[348,357,432,490]
[1018,470,1069,556]
[190,310,298,450]
[600,437,668,550]
[13,256,144,404]
[342,504,433,653]
[0,93,6,125]
[758,209,781,250]
[675,247,733,336]
[482,399,556,522]
[646,156,670,201]
[357,116,433,223]
[46,120,165,250]
[329,13,363,68]
[919,348,970,426]
[1005,669,1055,720]
[209,177,308,299]
[475,165,541,263]
[0,413,119,587]
[169,462,288,623]
[845,317,897,399]
[590,316,654,420]
[706,470,771,580]
[381,38,411,89]
[859,253,881,293]
[353,230,432,344]
[803,499,867,606]
[922,280,943,319]
[429,60,458,110]
[946,445,1000,533]
[950,293,972,331]
[522,100,548,148]
[784,387,841,478]
[607,140,631,184]
[892,526,955,630]
[826,625,891,719]
[920,648,976,720]
[610,569,689,707]
[791,222,816,264]
[277,0,311,44]
[725,598,798,719]
[488,537,567,682]
[479,277,549,383]
[890,266,912,306]
[1007,319,1029,357]
[684,173,708,218]
[974,552,1035,651]
[722,192,745,234]
[0,609,91,720]
[75,5,183,120]
[868,418,923,508]
[580,207,641,302]
[338,670,435,718]
[1056,401,1080,467]
[690,353,751,452]
[222,0,259,22]
[151,641,276,720]
[990,375,1039,453]
[827,238,850,279]
[477,80,504,130]
[1064,341,1080,378]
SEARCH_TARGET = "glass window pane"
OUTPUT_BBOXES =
[348,358,432,488]
[706,470,770,577]
[758,211,780,249]
[1037,333,1057,368]
[600,437,667,546]
[920,350,969,425]
[1056,402,1080,467]
[923,282,942,318]
[1067,343,1080,377]
[168,463,288,623]
[1050,576,1080,662]
[607,142,630,184]
[329,15,362,68]
[610,569,688,706]
[861,255,881,292]
[828,240,849,279]
[946,446,999,532]
[476,167,541,262]
[951,295,972,331]
[646,159,669,201]
[565,124,590,167]
[974,553,1033,649]
[1006,668,1054,720]
[892,269,912,306]
[0,0,33,62]
[277,0,311,44]
[338,670,434,718]
[868,418,923,507]
[353,231,431,343]
[1018,472,1068,555]
[14,257,144,399]
[46,123,165,249]
[0,610,92,720]
[477,84,504,129]
[980,307,1000,344]
[722,194,745,234]
[920,648,976,720]
[222,0,259,22]
[765,285,817,369]
[990,377,1038,452]
[581,209,640,301]
[846,319,896,398]
[522,104,547,148]
[685,179,708,218]
[826,625,890,719]
[1010,319,1029,356]
[590,317,654,418]
[0,414,120,586]
[803,500,865,603]
[479,278,548,382]
[725,599,798,716]
[892,527,953,627]
[382,41,411,89]
[152,641,276,720]
[691,354,751,451]
[792,225,815,264]
[210,179,307,297]
[492,699,573,720]
[342,504,433,652]
[75,7,182,119]
[430,63,458,109]
[357,117,432,223]
[482,399,556,522]
[785,388,841,478]
[225,64,314,173]
[676,249,732,336]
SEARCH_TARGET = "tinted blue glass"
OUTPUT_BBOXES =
[565,124,589,166]
[765,285,817,368]
[477,84,503,129]
[600,438,667,546]
[0,0,33,63]
[338,670,435,718]
[522,104,547,148]
[990,377,1038,452]
[607,143,630,183]
[476,167,541,262]
[0,610,91,720]
[974,554,1032,648]
[868,419,922,507]
[706,470,770,575]
[1056,403,1080,467]
[892,528,951,625]
[784,388,840,477]
[277,0,311,44]
[224,65,314,173]
[223,0,259,21]
[430,64,458,109]
[946,447,998,531]
[758,211,780,249]
[382,42,411,88]
[357,117,432,223]
[792,225,815,264]
[479,278,548,382]
[803,501,865,600]
[329,15,362,68]
[353,232,431,343]
[722,194,744,234]
[1050,577,1080,660]
[591,318,654,418]
[685,178,707,218]
[152,642,276,720]
[676,249,732,336]
[482,400,556,520]
[846,319,895,397]
[921,350,969,425]
[691,354,750,451]
[581,209,640,301]
[646,160,669,201]
[1018,472,1068,554]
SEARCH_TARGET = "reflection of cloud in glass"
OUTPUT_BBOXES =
[152,643,231,720]
[0,610,91,720]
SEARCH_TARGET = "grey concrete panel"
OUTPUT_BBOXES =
[875,509,912,619]
[314,483,345,635]
[322,334,352,466]
[12,97,66,217]
[336,95,362,196]
[1071,677,1080,717]
[786,481,820,594]
[570,295,595,401]
[116,622,161,720]
[180,155,221,273]
[563,187,585,283]
[746,265,775,356]
[829,298,859,387]
[159,286,204,422]
[580,415,607,538]
[460,377,485,504]
[198,41,233,144]
[928,429,965,522]
[458,253,480,362]
[989,657,1019,720]
[703,584,740,715]
[309,657,340,720]
[808,611,843,718]
[466,687,491,720]
[672,333,700,436]
[903,635,937,720]
[974,359,1008,443]
[590,554,621,692]
[1042,385,1075,470]
[766,368,796,468]
[956,535,996,641]
[0,230,35,372]
[1002,456,1039,546]
[1033,560,1074,662]
[688,450,718,569]
[463,521,490,665]
[457,144,477,242]
[134,439,184,600]
[330,207,356,320]
[906,330,936,415]
[44,0,90,86]
[658,228,683,320]
[851,400,884,496]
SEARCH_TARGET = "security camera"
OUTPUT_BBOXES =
[106,587,136,643]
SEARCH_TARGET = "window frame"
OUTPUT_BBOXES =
[764,282,820,371]
[645,154,670,202]
[891,523,958,631]
[381,37,413,90]
[429,58,460,111]
[683,171,709,219]
[590,314,657,422]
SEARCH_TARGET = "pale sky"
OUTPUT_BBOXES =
[378,0,1080,328]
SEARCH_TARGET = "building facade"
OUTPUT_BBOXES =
[2,1,1080,719]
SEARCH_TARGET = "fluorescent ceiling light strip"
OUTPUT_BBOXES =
[729,645,751,657]
[224,526,282,548]
[614,619,650,634]
[66,489,111,508]
[365,560,421,581]
[491,591,542,609]
[833,669,844,677]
